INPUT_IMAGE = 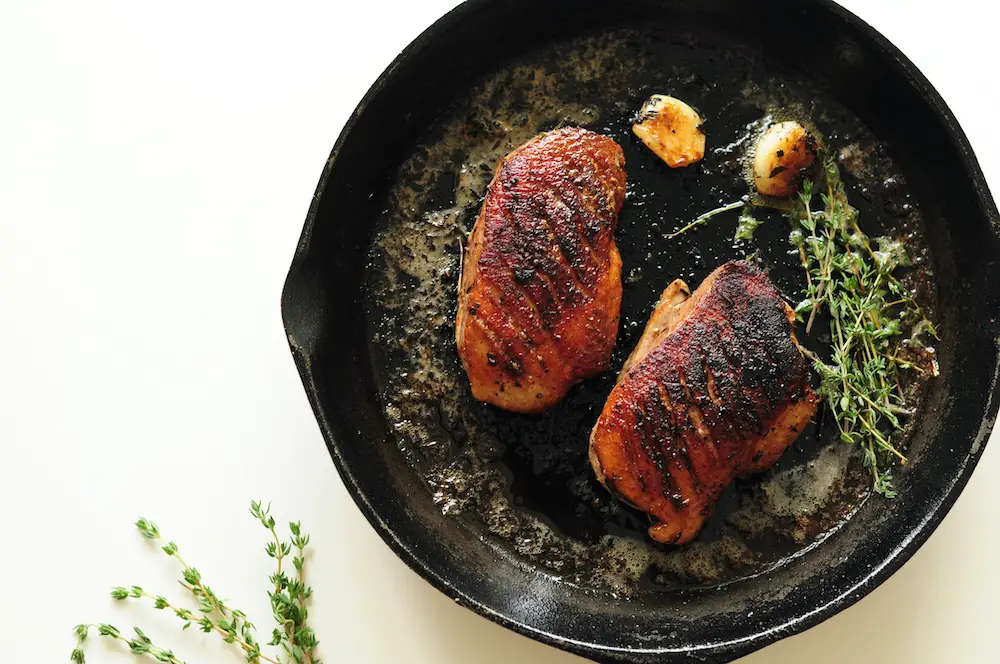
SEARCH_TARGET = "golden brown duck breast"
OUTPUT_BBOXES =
[456,127,627,413]
[589,261,818,544]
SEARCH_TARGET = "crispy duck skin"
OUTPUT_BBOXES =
[589,261,818,544]
[456,127,627,413]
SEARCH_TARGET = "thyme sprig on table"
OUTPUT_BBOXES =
[671,156,938,496]
[789,158,937,496]
[71,502,320,664]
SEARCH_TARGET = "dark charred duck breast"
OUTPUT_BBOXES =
[456,127,627,413]
[589,261,818,544]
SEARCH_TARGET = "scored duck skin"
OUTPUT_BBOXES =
[456,127,627,413]
[589,261,818,544]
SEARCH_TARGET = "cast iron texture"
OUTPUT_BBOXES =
[281,1,1000,661]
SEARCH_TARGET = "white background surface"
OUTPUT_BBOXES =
[2,1,998,662]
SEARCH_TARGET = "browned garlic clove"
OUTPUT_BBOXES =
[753,121,819,197]
[632,95,706,168]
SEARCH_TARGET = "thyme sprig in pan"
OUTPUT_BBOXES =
[790,158,937,496]
[672,156,938,496]
[71,502,320,664]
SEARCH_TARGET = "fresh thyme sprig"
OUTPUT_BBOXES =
[667,196,791,241]
[251,501,318,664]
[788,158,937,496]
[71,502,320,664]
[666,199,747,238]
[71,624,184,664]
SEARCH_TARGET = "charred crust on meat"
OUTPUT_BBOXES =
[457,127,626,414]
[513,267,534,284]
[590,261,817,544]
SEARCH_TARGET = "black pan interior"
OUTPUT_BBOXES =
[282,1,1000,661]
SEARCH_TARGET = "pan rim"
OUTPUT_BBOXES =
[281,0,1000,660]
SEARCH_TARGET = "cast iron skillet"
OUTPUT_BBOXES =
[281,1,1000,661]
